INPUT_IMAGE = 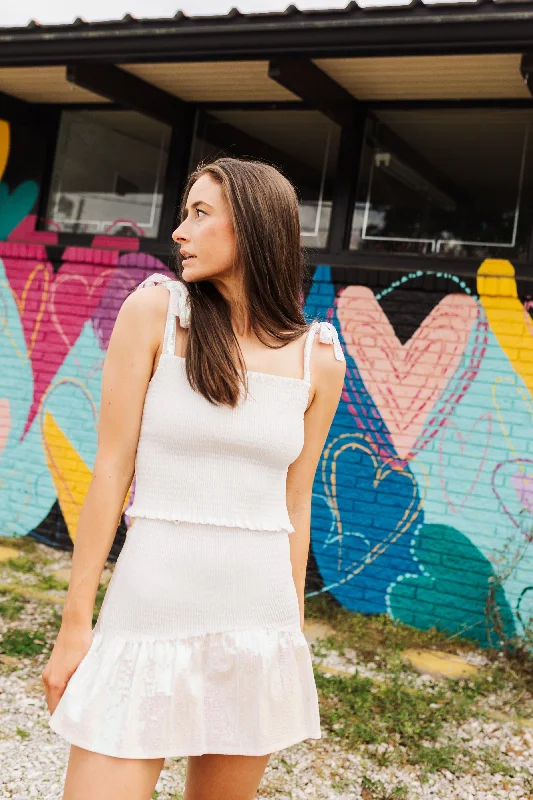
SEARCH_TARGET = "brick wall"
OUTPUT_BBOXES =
[0,248,171,559]
[304,262,533,648]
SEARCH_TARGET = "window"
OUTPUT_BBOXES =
[350,109,533,261]
[42,110,171,238]
[190,109,340,249]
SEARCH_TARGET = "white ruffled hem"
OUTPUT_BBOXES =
[126,508,296,534]
[49,628,321,758]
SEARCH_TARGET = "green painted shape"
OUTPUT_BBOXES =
[389,524,516,649]
[0,180,38,239]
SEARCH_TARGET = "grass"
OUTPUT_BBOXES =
[477,746,517,777]
[305,593,483,662]
[306,591,533,711]
[48,608,64,634]
[0,536,70,594]
[6,556,36,574]
[0,590,25,620]
[34,574,69,592]
[314,666,525,778]
[0,534,37,555]
[0,629,47,657]
[306,593,533,779]
[315,666,476,775]
[92,583,108,626]
[361,777,410,800]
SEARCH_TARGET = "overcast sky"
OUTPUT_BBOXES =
[0,0,416,28]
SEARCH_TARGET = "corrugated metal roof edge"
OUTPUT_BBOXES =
[2,0,532,35]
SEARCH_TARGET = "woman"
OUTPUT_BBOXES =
[42,157,346,800]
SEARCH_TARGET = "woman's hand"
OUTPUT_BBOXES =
[41,624,94,715]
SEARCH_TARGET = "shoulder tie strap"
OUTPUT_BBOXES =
[303,320,345,384]
[136,272,191,356]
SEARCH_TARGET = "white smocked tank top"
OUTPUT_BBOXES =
[126,273,345,533]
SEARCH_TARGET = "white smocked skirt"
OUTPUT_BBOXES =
[48,517,322,758]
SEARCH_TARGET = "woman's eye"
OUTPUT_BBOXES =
[197,208,206,217]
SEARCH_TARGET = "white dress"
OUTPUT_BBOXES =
[48,272,345,758]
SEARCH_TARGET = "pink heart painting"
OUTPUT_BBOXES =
[337,287,479,459]
[4,259,114,440]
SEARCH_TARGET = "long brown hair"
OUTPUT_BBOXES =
[171,156,311,408]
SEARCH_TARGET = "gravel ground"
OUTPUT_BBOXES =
[1,539,533,799]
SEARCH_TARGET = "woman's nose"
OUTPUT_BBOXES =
[172,223,186,243]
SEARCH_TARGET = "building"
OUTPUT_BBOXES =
[1,0,533,648]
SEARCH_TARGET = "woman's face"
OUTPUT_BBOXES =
[172,173,237,282]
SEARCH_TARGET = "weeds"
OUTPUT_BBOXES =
[0,534,37,555]
[48,608,64,635]
[313,647,529,777]
[477,746,517,777]
[6,557,36,574]
[480,522,533,707]
[305,593,482,665]
[0,590,25,620]
[315,663,478,774]
[34,574,69,592]
[0,629,46,657]
[92,583,108,626]
[361,776,409,799]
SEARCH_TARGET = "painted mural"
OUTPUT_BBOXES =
[0,117,159,557]
[0,250,173,557]
[2,115,533,649]
[304,261,533,649]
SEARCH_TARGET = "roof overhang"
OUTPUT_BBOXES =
[0,53,529,106]
[1,3,533,66]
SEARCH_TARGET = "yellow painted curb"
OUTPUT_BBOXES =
[52,568,71,585]
[0,583,65,605]
[51,566,112,586]
[303,620,337,644]
[0,546,20,563]
[315,663,355,677]
[402,648,479,679]
[485,709,533,729]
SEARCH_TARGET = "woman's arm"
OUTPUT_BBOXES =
[41,284,168,714]
[286,338,346,631]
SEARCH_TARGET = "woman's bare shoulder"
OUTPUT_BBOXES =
[309,324,345,394]
[124,282,171,313]
[314,341,346,384]
[108,284,170,358]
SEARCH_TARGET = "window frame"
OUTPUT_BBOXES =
[347,103,533,267]
[33,102,195,255]
[25,96,533,276]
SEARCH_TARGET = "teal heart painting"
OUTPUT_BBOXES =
[388,523,516,649]
[0,181,39,240]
